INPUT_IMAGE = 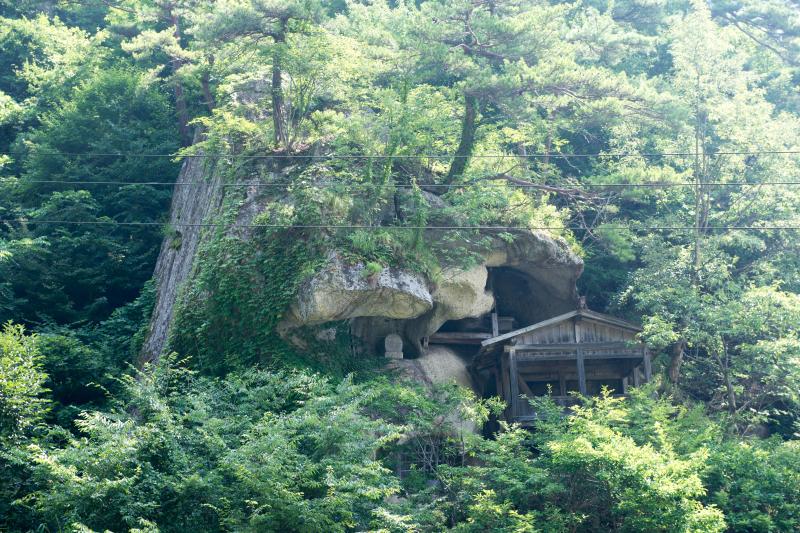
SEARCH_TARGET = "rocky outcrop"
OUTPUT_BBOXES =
[390,345,474,390]
[141,142,583,366]
[486,229,581,302]
[282,253,433,327]
[428,265,496,334]
[140,147,224,363]
[348,230,582,357]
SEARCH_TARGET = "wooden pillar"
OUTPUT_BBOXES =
[491,311,499,337]
[576,346,587,395]
[643,347,652,382]
[509,348,521,418]
[493,363,503,399]
[574,318,587,395]
[633,365,641,387]
[500,352,511,407]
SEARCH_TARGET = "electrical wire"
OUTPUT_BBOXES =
[2,149,800,160]
[7,179,800,189]
[1,219,798,231]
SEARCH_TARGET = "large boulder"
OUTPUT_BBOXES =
[392,345,474,390]
[430,265,495,332]
[389,345,478,433]
[282,253,433,327]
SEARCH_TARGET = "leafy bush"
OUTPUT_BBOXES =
[706,439,800,532]
[11,353,800,533]
[0,322,48,439]
[25,357,403,532]
[0,322,49,529]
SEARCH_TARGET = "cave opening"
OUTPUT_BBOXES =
[428,266,552,348]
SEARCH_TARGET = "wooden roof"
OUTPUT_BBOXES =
[480,309,641,348]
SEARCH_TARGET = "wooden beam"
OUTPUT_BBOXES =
[482,310,580,346]
[575,319,587,395]
[429,332,492,345]
[643,348,652,381]
[482,309,642,348]
[509,348,521,418]
[578,309,643,332]
[507,342,643,351]
[515,352,644,362]
[493,363,503,399]
[517,377,535,397]
[518,372,561,381]
[500,352,511,405]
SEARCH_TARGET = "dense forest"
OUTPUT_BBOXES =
[1,1,800,531]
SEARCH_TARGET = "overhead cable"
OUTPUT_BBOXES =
[2,219,799,231]
[3,149,800,160]
[8,179,800,189]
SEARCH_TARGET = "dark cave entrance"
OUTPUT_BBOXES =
[428,266,556,347]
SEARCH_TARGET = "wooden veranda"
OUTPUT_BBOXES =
[472,308,651,424]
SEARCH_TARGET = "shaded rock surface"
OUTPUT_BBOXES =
[390,345,474,390]
[142,144,583,369]
[283,253,433,326]
[140,144,224,362]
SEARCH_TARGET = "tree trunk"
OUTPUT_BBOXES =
[201,57,216,113]
[173,76,191,146]
[200,72,215,112]
[668,338,686,384]
[168,11,191,146]
[446,94,478,182]
[272,27,288,149]
[719,344,737,414]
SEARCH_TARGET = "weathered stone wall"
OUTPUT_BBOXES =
[140,148,224,362]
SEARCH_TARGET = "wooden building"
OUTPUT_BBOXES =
[472,308,650,424]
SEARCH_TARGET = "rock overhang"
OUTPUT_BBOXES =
[280,230,583,356]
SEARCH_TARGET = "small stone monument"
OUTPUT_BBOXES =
[385,334,404,359]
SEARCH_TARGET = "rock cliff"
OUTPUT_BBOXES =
[141,152,584,371]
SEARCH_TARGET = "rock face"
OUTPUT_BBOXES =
[140,141,224,362]
[141,141,583,369]
[348,231,582,357]
[391,345,474,390]
[428,265,496,335]
[282,253,433,326]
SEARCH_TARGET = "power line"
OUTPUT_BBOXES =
[8,179,800,189]
[2,219,799,231]
[3,149,800,160]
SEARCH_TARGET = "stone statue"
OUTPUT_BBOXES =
[385,334,404,359]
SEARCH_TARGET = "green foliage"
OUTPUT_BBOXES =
[21,357,413,532]
[3,351,800,532]
[35,281,156,426]
[1,67,179,324]
[170,222,328,374]
[527,392,726,532]
[706,438,800,532]
[0,322,48,439]
[2,2,800,532]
